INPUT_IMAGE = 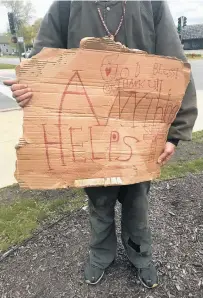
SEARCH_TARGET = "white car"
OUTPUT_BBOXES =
[21,51,31,58]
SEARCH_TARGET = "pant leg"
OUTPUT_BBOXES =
[119,181,152,268]
[85,186,120,269]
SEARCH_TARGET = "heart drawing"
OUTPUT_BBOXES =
[105,67,111,77]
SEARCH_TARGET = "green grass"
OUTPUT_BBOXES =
[0,189,86,252]
[187,57,203,60]
[192,130,203,143]
[160,131,203,180]
[0,64,16,69]
[160,158,203,180]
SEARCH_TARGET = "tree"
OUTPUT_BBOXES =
[20,24,33,45]
[31,18,42,44]
[32,18,42,38]
[0,0,35,31]
[1,0,36,52]
[19,18,42,46]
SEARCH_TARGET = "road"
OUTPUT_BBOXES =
[190,59,202,91]
[0,57,22,65]
[0,69,18,110]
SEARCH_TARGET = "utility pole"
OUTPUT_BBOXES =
[8,12,21,62]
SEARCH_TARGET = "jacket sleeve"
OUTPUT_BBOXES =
[154,1,198,142]
[29,1,64,58]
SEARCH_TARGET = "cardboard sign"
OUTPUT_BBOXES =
[15,38,191,189]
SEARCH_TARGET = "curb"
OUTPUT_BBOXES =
[0,183,18,190]
[0,107,21,113]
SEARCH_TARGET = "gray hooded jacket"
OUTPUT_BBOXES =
[30,0,197,143]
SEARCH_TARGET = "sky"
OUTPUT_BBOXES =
[0,0,203,33]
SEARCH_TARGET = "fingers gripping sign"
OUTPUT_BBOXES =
[3,79,33,108]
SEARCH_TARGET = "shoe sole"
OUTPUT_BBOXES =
[85,271,105,285]
[125,254,159,289]
[138,274,159,289]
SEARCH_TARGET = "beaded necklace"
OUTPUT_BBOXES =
[95,1,127,40]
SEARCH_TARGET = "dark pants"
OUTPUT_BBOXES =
[85,181,152,270]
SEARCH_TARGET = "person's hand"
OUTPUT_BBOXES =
[158,142,176,166]
[3,79,32,108]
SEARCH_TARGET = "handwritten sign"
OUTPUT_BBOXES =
[15,38,191,189]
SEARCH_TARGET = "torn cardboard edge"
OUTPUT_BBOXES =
[15,37,191,76]
[14,37,191,189]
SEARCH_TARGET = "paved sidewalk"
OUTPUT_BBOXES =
[194,90,203,132]
[0,91,202,189]
[0,110,22,188]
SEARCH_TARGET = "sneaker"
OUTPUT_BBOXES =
[137,263,159,289]
[84,261,105,285]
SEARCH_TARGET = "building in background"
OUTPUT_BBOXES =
[0,35,16,55]
[182,24,203,50]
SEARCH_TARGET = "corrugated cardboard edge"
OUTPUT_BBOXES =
[74,177,123,188]
[14,37,191,189]
[16,37,192,65]
[80,36,146,54]
[16,173,159,190]
[80,37,191,65]
[15,64,28,151]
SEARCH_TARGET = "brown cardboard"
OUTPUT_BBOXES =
[15,37,191,189]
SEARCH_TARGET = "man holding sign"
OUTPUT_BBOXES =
[4,1,197,289]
